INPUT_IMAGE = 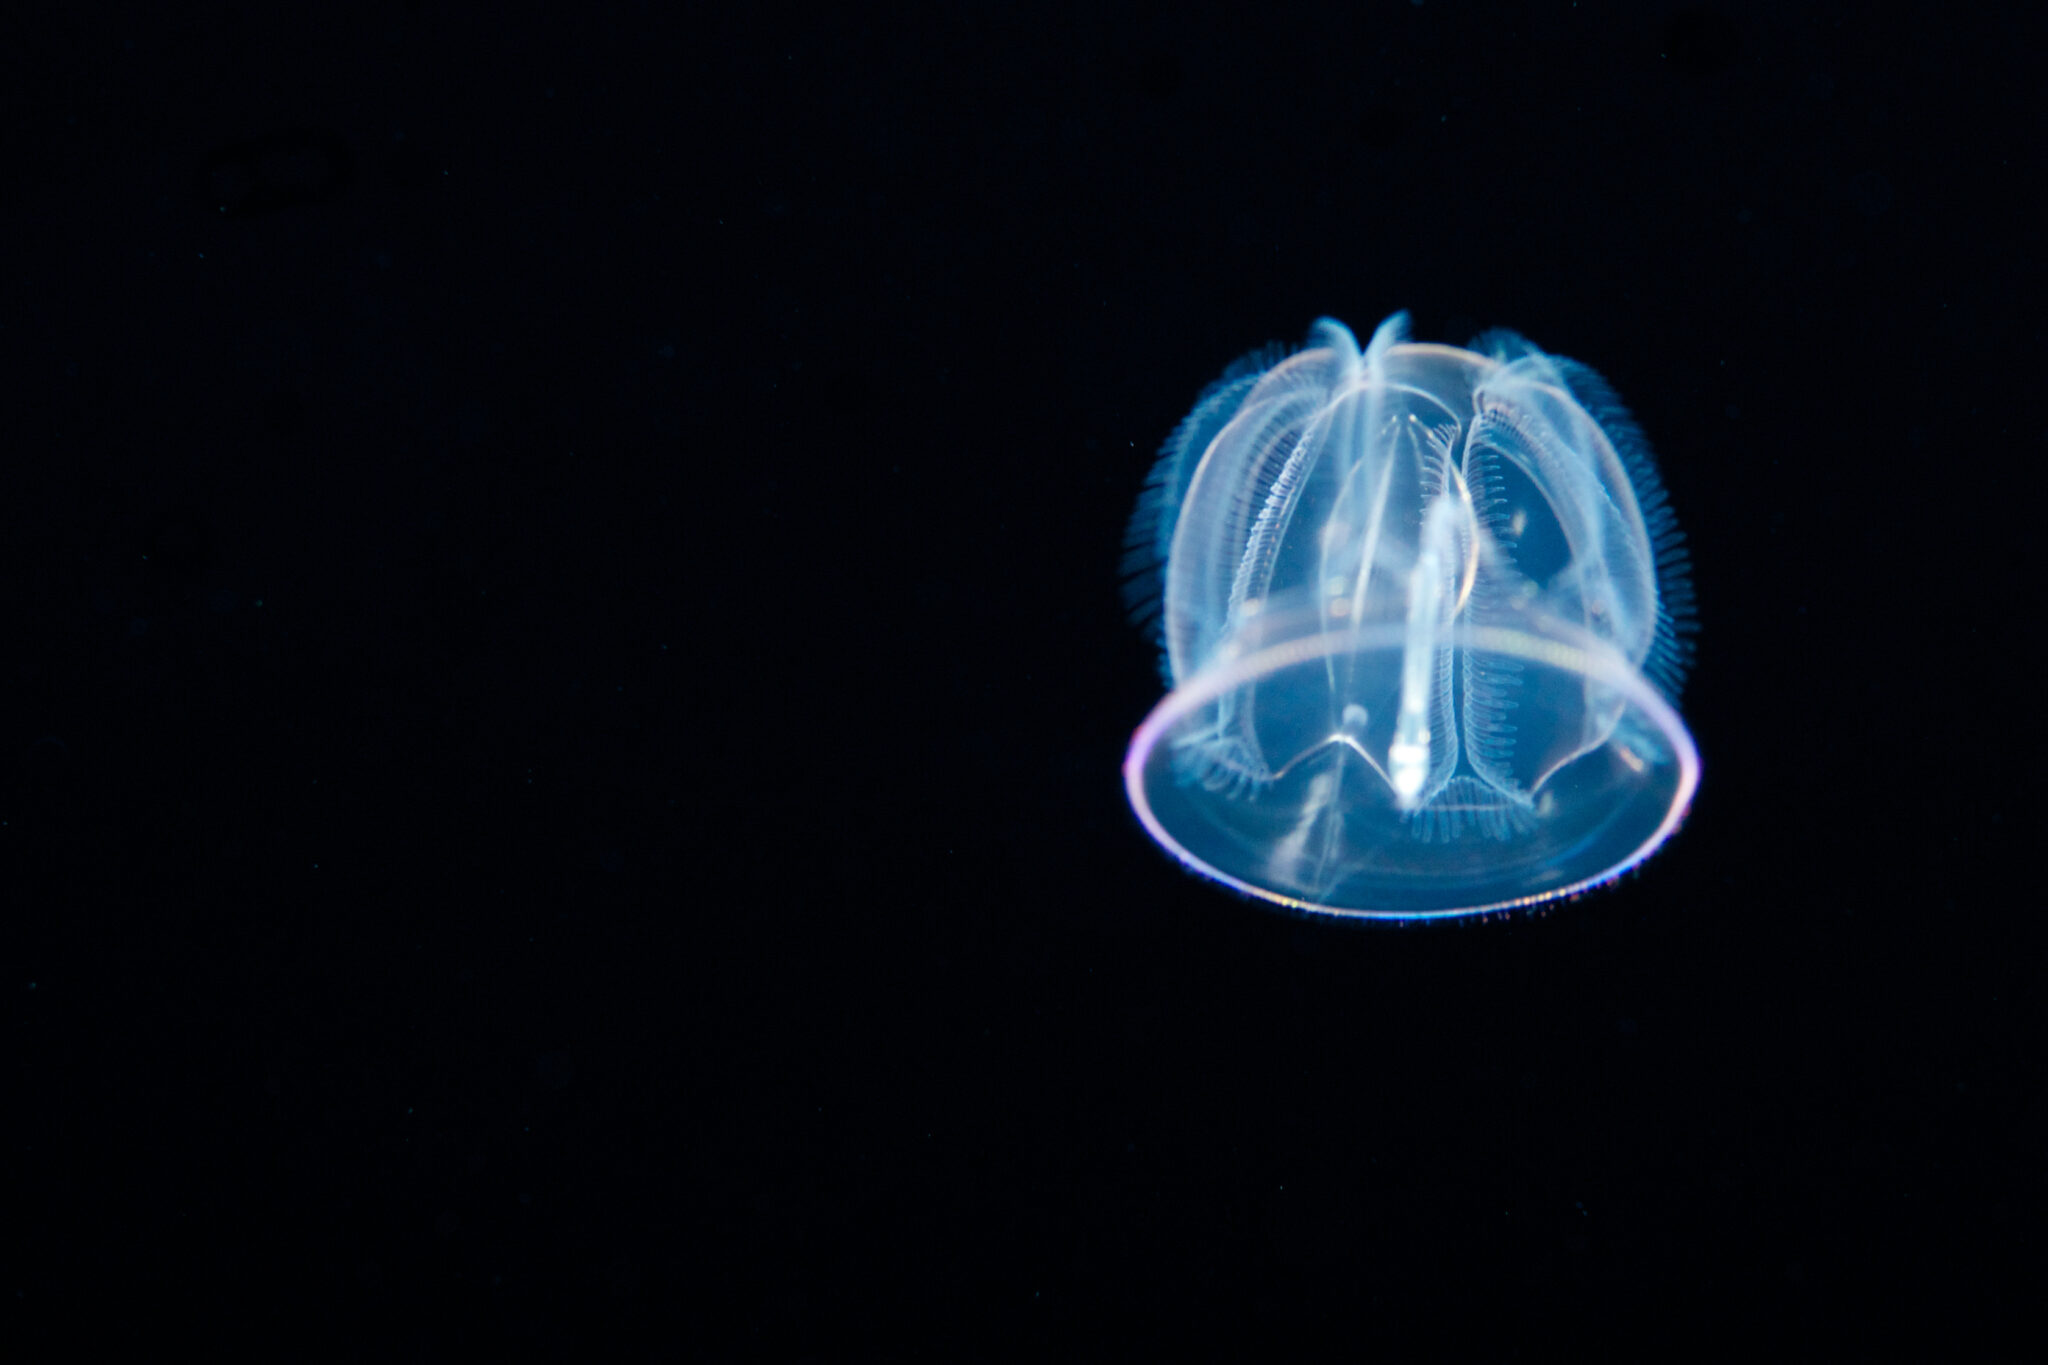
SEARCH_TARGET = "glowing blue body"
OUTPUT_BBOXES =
[1123,313,1698,920]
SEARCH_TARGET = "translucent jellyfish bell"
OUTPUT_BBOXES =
[1122,313,1699,920]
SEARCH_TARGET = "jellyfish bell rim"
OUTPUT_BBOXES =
[1123,613,1701,922]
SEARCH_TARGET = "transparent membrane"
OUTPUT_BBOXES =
[1125,603,1697,919]
[1123,315,1698,921]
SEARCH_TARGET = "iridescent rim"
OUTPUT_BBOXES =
[1123,620,1701,921]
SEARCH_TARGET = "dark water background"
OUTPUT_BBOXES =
[4,1,2039,1351]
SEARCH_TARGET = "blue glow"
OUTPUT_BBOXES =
[1123,314,1698,920]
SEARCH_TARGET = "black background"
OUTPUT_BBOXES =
[4,0,2041,1352]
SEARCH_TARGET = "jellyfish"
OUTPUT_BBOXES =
[1122,313,1698,920]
